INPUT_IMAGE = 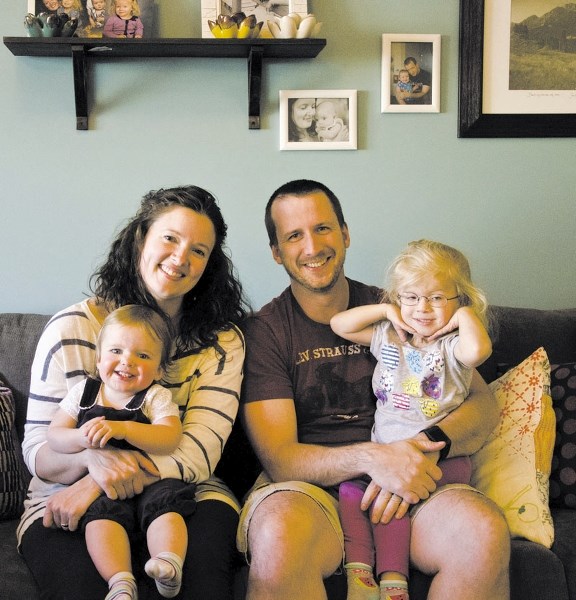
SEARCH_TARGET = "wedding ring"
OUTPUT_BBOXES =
[61,523,69,529]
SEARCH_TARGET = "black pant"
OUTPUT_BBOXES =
[21,499,239,600]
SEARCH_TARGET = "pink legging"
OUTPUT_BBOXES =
[338,456,472,578]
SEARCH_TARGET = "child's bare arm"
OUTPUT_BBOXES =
[331,303,414,344]
[430,307,492,368]
[83,417,182,455]
[47,409,104,453]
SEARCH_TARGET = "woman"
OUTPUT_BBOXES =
[287,97,318,142]
[18,185,248,600]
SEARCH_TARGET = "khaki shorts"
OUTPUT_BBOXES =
[236,472,480,562]
[236,473,343,560]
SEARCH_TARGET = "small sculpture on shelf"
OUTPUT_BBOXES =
[267,13,322,39]
[24,11,78,37]
[208,12,263,39]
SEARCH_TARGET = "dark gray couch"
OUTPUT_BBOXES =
[1,306,576,599]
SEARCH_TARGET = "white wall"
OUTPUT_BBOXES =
[1,0,574,314]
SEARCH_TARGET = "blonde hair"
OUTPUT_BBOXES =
[385,239,489,328]
[63,0,82,10]
[95,304,173,375]
[110,0,140,16]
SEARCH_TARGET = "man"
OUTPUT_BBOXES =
[237,179,510,600]
[400,57,432,104]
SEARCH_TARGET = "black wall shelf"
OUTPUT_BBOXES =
[3,37,326,130]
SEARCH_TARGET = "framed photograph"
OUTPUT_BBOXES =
[201,0,309,38]
[28,0,158,38]
[458,0,576,137]
[279,90,357,151]
[381,34,441,113]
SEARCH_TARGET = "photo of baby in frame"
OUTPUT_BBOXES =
[279,90,358,151]
[28,0,158,38]
[381,33,441,113]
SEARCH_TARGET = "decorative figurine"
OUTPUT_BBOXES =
[208,12,263,39]
[267,13,322,39]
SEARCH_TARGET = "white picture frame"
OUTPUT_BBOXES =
[381,33,441,113]
[279,89,358,151]
[201,0,309,38]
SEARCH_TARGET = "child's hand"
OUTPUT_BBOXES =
[385,303,416,342]
[82,417,126,448]
[427,306,472,341]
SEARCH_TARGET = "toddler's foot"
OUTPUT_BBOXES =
[106,571,137,600]
[145,551,183,598]
[345,562,380,600]
[380,579,409,600]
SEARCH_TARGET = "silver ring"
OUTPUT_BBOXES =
[61,523,69,529]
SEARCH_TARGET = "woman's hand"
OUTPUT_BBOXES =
[43,475,102,532]
[85,448,160,500]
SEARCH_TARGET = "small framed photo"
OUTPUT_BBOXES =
[279,90,358,151]
[381,33,441,113]
[201,0,309,38]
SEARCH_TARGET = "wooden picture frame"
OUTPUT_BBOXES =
[458,0,576,137]
[381,33,441,113]
[201,0,309,38]
[279,89,357,151]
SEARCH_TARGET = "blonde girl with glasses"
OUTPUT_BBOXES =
[330,239,492,600]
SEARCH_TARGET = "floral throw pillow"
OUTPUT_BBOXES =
[471,347,555,547]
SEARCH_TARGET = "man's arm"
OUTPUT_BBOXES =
[242,398,444,505]
[408,84,430,100]
[423,370,497,457]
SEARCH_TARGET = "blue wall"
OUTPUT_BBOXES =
[1,0,574,314]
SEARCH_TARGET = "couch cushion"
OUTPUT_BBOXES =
[0,519,40,598]
[471,348,555,547]
[0,313,50,442]
[0,384,28,520]
[549,362,576,509]
[551,507,576,600]
[478,306,576,383]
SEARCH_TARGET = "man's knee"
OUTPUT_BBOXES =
[411,488,510,571]
[247,491,341,574]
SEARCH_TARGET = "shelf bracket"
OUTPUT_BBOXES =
[71,44,88,130]
[248,45,263,130]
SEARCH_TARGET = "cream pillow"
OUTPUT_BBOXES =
[471,347,555,547]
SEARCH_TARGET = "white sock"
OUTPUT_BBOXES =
[144,551,183,598]
[105,571,137,600]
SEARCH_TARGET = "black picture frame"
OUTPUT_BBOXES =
[458,0,576,138]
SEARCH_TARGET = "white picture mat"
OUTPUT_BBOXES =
[381,33,441,113]
[279,89,358,151]
[483,0,576,114]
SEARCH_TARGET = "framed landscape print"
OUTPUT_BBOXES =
[458,0,576,137]
[381,33,441,113]
[201,0,308,38]
[279,89,358,151]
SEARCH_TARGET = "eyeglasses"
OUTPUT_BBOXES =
[397,293,460,308]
